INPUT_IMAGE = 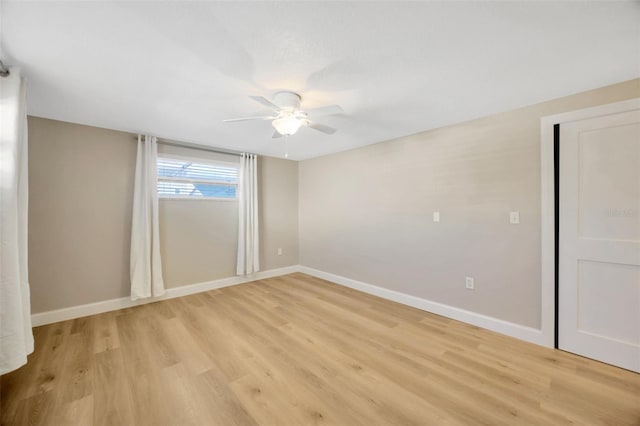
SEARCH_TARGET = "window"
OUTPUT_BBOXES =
[157,156,238,199]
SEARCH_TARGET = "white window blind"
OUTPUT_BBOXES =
[157,156,238,199]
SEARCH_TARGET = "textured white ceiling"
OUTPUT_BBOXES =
[1,1,639,160]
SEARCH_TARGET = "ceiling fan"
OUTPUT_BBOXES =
[223,91,343,138]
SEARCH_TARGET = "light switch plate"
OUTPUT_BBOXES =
[510,211,520,224]
[433,211,440,222]
[465,277,474,290]
[277,248,283,255]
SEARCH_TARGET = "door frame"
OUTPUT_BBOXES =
[539,97,640,349]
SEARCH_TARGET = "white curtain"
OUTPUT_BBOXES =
[0,68,34,374]
[236,153,260,275]
[130,135,165,300]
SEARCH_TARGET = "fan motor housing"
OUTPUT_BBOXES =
[273,91,301,112]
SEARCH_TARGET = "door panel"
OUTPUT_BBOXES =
[559,109,640,372]
[577,260,639,344]
[578,124,640,241]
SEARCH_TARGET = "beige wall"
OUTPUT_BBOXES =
[159,152,299,288]
[299,79,640,329]
[157,144,240,287]
[259,155,299,270]
[28,79,638,319]
[28,117,298,313]
[29,118,136,313]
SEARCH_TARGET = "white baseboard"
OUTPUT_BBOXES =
[31,265,299,327]
[32,264,550,348]
[298,266,550,347]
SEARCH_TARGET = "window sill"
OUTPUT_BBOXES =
[159,197,238,202]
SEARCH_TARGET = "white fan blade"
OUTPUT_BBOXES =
[272,131,283,139]
[307,121,337,135]
[249,96,281,111]
[304,105,343,118]
[223,116,276,122]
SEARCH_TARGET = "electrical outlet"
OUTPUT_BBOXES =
[277,248,283,256]
[433,211,440,222]
[510,211,520,224]
[465,277,475,290]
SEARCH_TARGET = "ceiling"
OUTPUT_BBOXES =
[1,1,639,160]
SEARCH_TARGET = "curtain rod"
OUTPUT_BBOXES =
[134,135,244,157]
[0,60,10,77]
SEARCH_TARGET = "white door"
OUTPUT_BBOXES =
[559,108,640,373]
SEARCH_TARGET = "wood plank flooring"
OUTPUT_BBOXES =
[2,273,639,425]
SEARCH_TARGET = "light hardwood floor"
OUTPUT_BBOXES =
[2,273,639,425]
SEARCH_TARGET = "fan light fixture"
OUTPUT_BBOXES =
[272,113,304,136]
[223,91,343,138]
